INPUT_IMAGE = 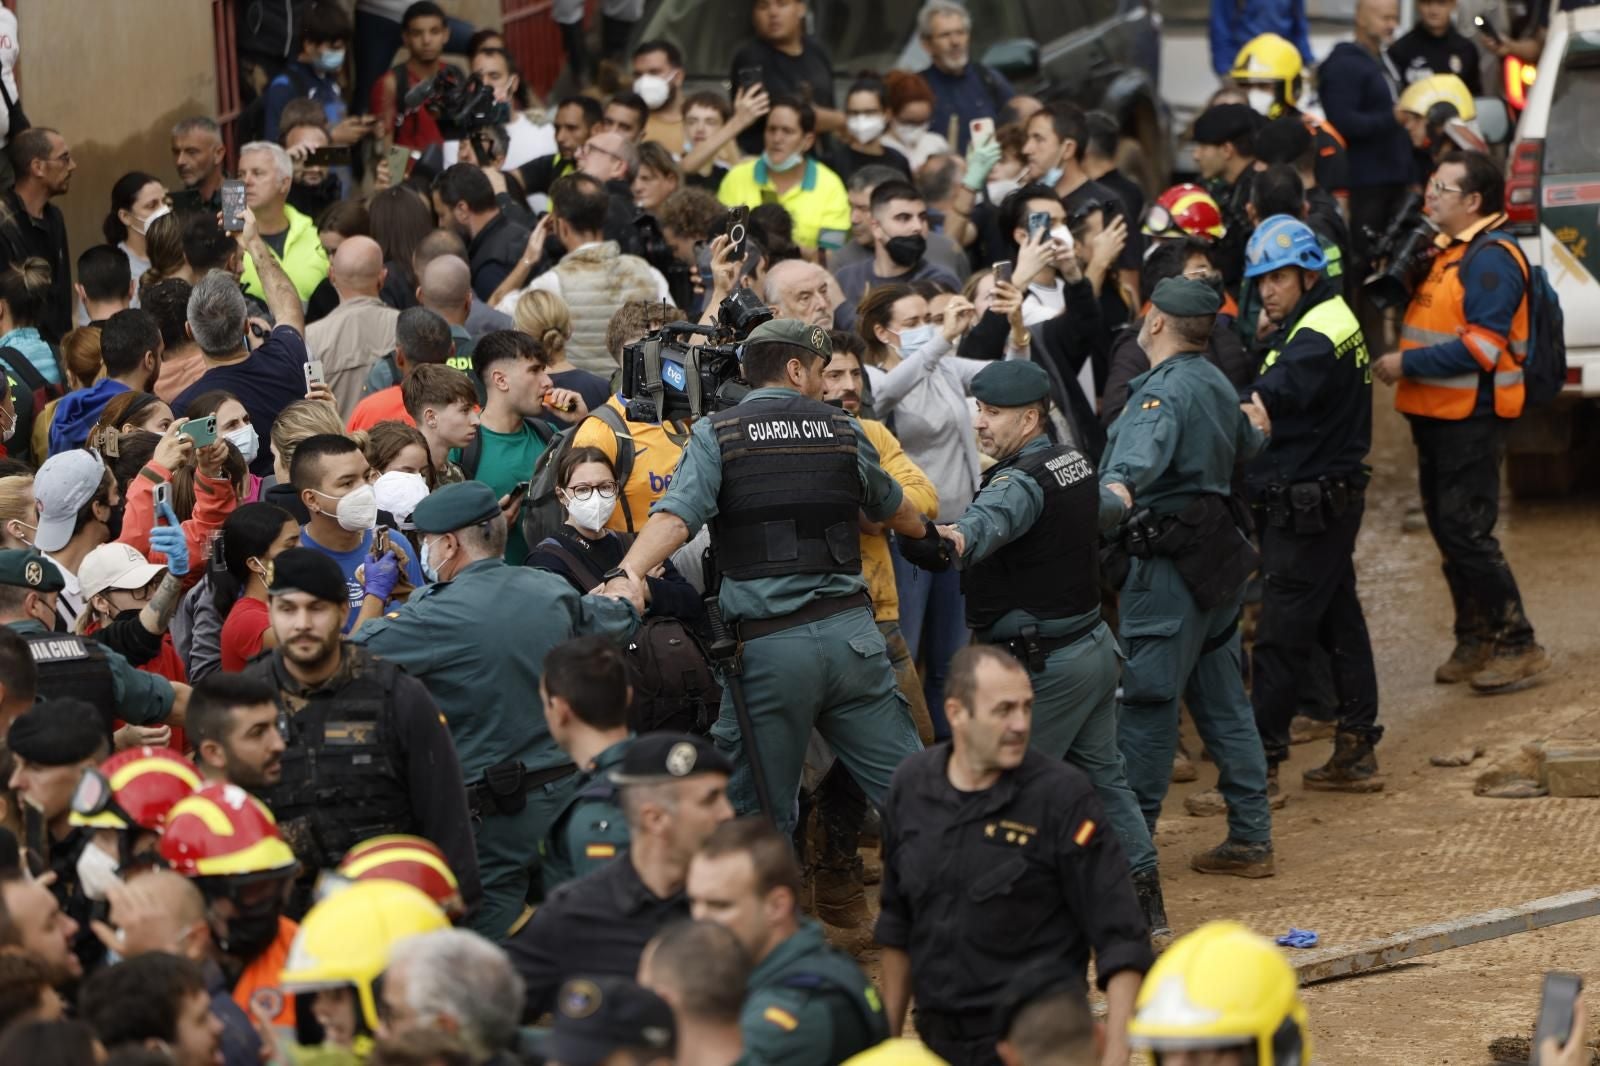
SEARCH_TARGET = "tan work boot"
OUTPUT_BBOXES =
[1303,732,1384,792]
[1435,641,1492,684]
[813,858,874,956]
[1190,838,1275,878]
[1171,746,1198,783]
[1289,715,1336,744]
[1469,644,1552,692]
[859,849,882,885]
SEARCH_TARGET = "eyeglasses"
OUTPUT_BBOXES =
[564,481,619,500]
[578,142,622,164]
[1429,179,1465,195]
[46,152,72,167]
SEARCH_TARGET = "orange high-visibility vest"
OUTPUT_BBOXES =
[1397,219,1529,421]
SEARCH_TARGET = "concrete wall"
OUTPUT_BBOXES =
[19,0,218,271]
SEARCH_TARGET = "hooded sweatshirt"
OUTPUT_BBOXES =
[1318,42,1415,189]
[47,379,128,455]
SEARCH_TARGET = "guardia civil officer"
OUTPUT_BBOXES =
[538,634,635,891]
[689,817,888,1065]
[1243,215,1382,793]
[876,645,1152,1066]
[0,548,183,739]
[1098,276,1276,878]
[601,319,940,831]
[350,481,640,937]
[242,548,482,917]
[900,360,1165,938]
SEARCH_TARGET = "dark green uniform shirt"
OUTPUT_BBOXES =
[1096,351,1266,530]
[540,736,633,890]
[950,434,1099,642]
[350,558,638,779]
[740,919,888,1066]
[650,386,905,625]
[7,619,174,725]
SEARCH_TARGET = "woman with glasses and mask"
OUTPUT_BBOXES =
[525,446,701,622]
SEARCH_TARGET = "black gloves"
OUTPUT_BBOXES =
[897,518,954,572]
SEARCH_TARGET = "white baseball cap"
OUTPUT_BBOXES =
[33,451,108,553]
[78,542,166,603]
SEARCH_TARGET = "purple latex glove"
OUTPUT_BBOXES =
[362,550,400,602]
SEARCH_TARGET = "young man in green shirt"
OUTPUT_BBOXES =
[463,330,586,563]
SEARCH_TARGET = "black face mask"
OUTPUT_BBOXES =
[884,234,927,268]
[220,908,283,959]
[104,502,125,542]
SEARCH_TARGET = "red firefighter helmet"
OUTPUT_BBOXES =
[159,783,298,880]
[336,835,465,920]
[1143,184,1228,242]
[69,746,202,833]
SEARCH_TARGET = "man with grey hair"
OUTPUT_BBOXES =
[351,479,641,938]
[917,0,1016,152]
[173,208,309,477]
[638,921,749,1066]
[171,116,226,212]
[306,235,397,417]
[764,260,834,329]
[381,930,525,1063]
[236,139,328,304]
[831,165,968,280]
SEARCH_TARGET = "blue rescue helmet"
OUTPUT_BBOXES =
[1243,214,1327,278]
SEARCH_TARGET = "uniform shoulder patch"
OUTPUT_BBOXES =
[584,843,616,859]
[762,1006,799,1031]
[1073,819,1096,847]
[1140,398,1162,410]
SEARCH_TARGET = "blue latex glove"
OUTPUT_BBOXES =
[1275,928,1319,949]
[149,503,189,577]
[362,550,400,602]
[961,135,1002,192]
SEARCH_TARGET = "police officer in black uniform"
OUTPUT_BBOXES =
[6,698,111,975]
[505,732,735,1021]
[875,645,1152,1066]
[240,548,481,917]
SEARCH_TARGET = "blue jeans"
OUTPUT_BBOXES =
[891,544,969,738]
[353,10,478,114]
[1117,555,1272,845]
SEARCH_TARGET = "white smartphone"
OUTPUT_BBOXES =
[305,360,326,390]
[969,117,995,143]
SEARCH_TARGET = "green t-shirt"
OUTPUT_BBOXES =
[461,422,548,563]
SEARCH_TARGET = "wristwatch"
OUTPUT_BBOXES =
[600,566,631,584]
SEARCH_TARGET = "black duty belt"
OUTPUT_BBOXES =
[738,593,871,641]
[991,618,1101,673]
[465,761,578,820]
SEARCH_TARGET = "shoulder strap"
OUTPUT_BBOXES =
[0,346,47,393]
[534,536,607,589]
[590,405,636,531]
[458,433,482,479]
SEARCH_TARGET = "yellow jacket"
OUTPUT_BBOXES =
[859,418,938,623]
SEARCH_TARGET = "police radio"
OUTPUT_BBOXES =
[621,289,772,423]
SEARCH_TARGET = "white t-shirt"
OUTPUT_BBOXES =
[0,8,19,146]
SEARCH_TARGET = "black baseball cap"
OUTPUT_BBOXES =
[534,976,675,1066]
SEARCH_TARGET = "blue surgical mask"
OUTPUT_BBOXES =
[1041,166,1063,187]
[420,537,441,583]
[895,323,937,356]
[763,151,805,173]
[318,48,346,72]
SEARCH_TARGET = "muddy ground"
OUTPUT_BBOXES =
[857,398,1600,1064]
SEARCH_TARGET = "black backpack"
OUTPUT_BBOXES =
[1463,235,1568,409]
[518,405,638,549]
[531,535,720,735]
[0,345,59,464]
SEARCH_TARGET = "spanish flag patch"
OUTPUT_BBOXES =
[585,843,617,859]
[763,1006,798,1031]
[1141,399,1162,410]
[1073,819,1096,847]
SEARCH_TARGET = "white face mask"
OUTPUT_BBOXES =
[314,484,378,532]
[1247,88,1276,116]
[895,323,937,356]
[986,177,1019,205]
[224,423,259,464]
[565,490,617,532]
[892,121,929,146]
[77,841,122,903]
[633,73,673,110]
[134,204,170,237]
[847,114,887,144]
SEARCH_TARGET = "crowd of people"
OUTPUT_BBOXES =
[0,0,1579,1063]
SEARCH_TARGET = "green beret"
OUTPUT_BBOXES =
[412,481,501,534]
[1150,276,1222,317]
[0,550,64,593]
[970,361,1052,407]
[744,318,832,359]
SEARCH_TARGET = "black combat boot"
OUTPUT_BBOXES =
[1131,868,1173,950]
[1303,731,1384,793]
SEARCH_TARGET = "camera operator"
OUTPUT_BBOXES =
[1240,215,1382,796]
[1371,151,1549,692]
[599,306,942,836]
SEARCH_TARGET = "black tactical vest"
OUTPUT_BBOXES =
[249,651,414,872]
[22,630,117,737]
[962,443,1101,629]
[709,396,862,581]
